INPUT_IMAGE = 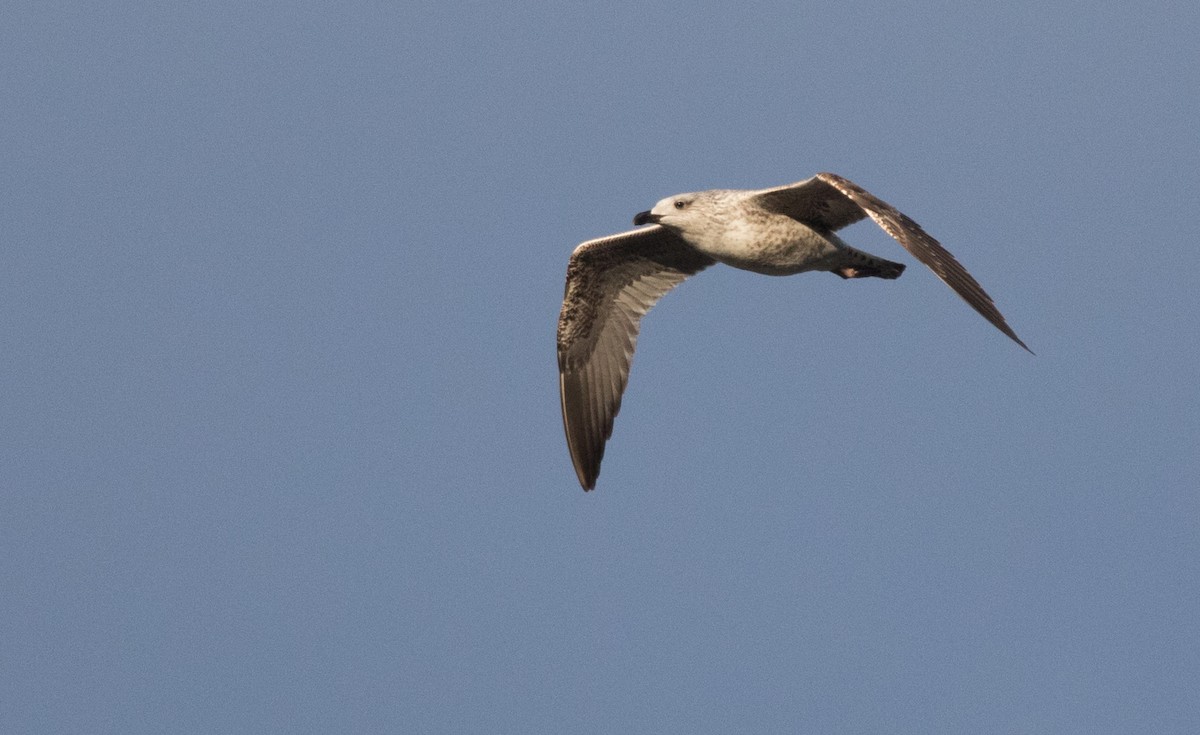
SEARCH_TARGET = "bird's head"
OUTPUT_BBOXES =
[633,192,707,231]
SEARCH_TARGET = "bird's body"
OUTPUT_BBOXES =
[557,173,1029,491]
[630,187,888,277]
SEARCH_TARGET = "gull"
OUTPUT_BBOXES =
[557,173,1030,491]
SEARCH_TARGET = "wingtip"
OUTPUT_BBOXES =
[570,458,598,491]
[569,448,599,491]
[1002,327,1034,355]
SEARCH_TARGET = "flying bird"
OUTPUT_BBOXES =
[557,173,1029,491]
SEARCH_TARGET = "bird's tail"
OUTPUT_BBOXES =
[832,246,906,280]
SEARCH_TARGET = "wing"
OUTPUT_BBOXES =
[755,173,1030,352]
[750,175,869,232]
[814,173,1030,352]
[558,225,715,490]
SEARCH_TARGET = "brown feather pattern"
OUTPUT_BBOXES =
[557,226,714,490]
[811,173,1031,353]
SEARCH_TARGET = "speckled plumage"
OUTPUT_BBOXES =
[557,173,1030,491]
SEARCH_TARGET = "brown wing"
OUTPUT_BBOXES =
[750,175,869,232]
[557,226,715,490]
[815,172,1031,352]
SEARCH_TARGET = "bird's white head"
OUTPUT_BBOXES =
[633,190,739,252]
[632,191,710,232]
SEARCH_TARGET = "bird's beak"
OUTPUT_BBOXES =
[633,210,661,226]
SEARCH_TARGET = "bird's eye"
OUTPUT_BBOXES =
[673,200,686,210]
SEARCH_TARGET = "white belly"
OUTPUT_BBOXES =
[689,216,841,276]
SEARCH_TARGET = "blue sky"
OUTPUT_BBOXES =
[2,1,1197,732]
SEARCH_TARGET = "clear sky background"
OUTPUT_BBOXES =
[3,2,1197,732]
